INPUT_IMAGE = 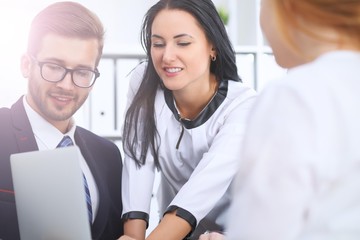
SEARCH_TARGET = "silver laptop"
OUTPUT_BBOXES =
[10,146,92,240]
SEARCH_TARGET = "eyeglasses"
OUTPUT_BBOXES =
[30,56,100,88]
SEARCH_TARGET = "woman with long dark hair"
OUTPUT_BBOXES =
[120,0,256,239]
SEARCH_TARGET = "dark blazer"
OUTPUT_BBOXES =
[0,97,123,240]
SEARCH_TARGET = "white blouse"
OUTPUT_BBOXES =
[226,51,360,240]
[122,62,257,233]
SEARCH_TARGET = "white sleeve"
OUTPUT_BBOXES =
[226,84,315,240]
[122,151,156,215]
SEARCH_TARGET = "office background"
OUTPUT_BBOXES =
[0,0,285,138]
[0,0,286,233]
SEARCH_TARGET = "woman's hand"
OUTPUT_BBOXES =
[198,231,226,240]
[118,235,137,240]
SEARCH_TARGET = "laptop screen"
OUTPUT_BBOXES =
[10,146,92,240]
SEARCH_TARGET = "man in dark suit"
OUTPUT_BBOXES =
[0,2,123,239]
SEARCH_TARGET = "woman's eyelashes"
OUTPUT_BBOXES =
[151,41,192,48]
[178,42,191,47]
[152,42,165,48]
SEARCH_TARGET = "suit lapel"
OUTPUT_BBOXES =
[11,97,38,153]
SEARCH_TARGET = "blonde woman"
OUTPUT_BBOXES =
[224,0,360,239]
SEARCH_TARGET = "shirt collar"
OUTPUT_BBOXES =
[164,80,228,129]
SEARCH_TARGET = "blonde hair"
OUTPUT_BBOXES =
[273,0,360,53]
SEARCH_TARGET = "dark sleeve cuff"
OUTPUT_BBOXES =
[164,205,197,235]
[122,211,149,229]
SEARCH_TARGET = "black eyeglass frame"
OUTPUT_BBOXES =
[30,55,100,88]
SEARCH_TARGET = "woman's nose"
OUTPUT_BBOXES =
[162,45,176,63]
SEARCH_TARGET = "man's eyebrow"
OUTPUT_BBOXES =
[41,58,94,70]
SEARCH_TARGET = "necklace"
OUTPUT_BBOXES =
[175,80,219,121]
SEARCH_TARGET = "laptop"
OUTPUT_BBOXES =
[10,146,92,240]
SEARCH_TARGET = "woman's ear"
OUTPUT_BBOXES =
[211,47,217,55]
[210,47,217,61]
[20,54,31,78]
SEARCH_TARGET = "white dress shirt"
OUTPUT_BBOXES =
[226,51,360,240]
